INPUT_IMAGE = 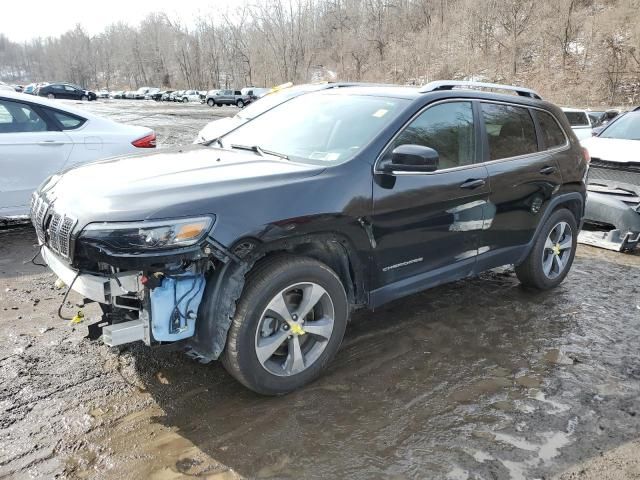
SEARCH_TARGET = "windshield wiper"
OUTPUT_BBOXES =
[230,144,289,160]
[202,136,224,147]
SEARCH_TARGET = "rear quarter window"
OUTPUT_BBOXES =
[47,108,86,130]
[534,110,567,149]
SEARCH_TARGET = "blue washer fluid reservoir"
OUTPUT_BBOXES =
[150,274,206,342]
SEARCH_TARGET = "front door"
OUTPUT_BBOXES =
[0,99,73,216]
[370,100,490,303]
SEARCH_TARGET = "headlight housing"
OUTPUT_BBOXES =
[80,216,214,252]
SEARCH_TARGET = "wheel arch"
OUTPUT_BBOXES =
[189,232,367,362]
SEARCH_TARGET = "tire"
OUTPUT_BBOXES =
[47,93,55,99]
[515,208,578,290]
[207,98,215,107]
[222,255,349,395]
[81,95,88,101]
[236,99,244,108]
[182,97,188,103]
[216,102,223,107]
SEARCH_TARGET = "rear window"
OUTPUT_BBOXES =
[535,110,566,149]
[481,103,538,160]
[564,111,589,127]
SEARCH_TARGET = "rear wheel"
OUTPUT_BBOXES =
[47,93,55,99]
[222,255,349,395]
[81,95,88,101]
[182,97,188,103]
[515,208,577,290]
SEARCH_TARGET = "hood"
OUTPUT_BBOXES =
[194,116,245,143]
[581,137,640,163]
[40,145,324,224]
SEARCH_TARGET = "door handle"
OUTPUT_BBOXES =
[539,165,556,175]
[38,140,64,146]
[459,178,486,189]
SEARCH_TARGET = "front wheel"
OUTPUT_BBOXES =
[81,95,88,101]
[47,93,55,99]
[236,99,244,108]
[182,97,188,103]
[222,255,349,395]
[515,208,578,290]
[207,98,215,107]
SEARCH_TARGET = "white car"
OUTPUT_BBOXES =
[562,107,593,141]
[0,82,15,92]
[179,90,202,103]
[0,90,155,218]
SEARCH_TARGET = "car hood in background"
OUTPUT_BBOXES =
[39,145,325,223]
[581,137,640,163]
[194,116,246,143]
[571,126,593,141]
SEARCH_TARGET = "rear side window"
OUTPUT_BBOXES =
[0,99,48,133]
[535,111,566,149]
[48,109,85,130]
[564,111,589,127]
[481,103,538,160]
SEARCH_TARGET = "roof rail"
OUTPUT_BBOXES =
[419,80,542,100]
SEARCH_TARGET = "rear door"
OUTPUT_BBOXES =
[371,100,489,297]
[0,98,73,215]
[479,102,564,263]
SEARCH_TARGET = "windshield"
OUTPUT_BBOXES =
[564,111,590,127]
[600,113,640,140]
[221,93,409,165]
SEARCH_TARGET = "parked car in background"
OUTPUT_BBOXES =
[562,108,593,140]
[0,82,14,92]
[97,89,110,99]
[171,90,184,102]
[580,109,640,251]
[144,88,161,100]
[0,90,155,218]
[177,90,201,103]
[33,81,587,394]
[205,89,251,107]
[196,82,385,143]
[37,83,97,101]
[241,87,270,100]
[13,85,24,92]
[160,90,174,101]
[124,91,136,99]
[22,83,38,95]
[110,91,125,99]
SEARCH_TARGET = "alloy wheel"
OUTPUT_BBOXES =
[254,282,335,377]
[542,221,573,279]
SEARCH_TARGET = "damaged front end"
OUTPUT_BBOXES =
[32,196,248,357]
[579,158,640,252]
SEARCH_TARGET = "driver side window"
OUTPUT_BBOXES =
[386,101,475,170]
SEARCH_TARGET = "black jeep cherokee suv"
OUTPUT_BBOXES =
[33,81,588,395]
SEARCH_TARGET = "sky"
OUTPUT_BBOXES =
[0,0,241,43]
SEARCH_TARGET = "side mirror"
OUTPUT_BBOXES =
[383,144,439,173]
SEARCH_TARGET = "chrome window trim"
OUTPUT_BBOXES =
[374,97,571,176]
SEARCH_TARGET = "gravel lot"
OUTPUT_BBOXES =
[1,99,639,480]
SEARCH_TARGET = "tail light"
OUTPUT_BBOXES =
[132,132,156,148]
[581,146,590,164]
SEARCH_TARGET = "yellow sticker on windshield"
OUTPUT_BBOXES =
[372,109,388,118]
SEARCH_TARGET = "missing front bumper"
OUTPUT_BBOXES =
[580,191,640,252]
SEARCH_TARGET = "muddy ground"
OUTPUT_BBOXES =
[1,99,639,480]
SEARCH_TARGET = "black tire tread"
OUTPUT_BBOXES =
[515,208,577,290]
[222,254,346,394]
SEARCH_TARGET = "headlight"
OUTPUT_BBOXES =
[80,216,214,252]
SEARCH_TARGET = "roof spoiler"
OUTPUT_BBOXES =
[419,81,542,100]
